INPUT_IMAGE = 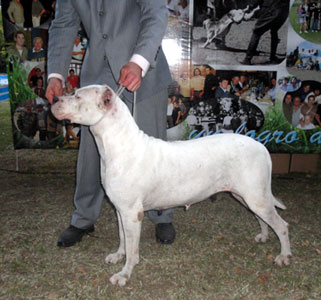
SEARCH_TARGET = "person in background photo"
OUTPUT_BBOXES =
[7,0,24,28]
[178,70,191,105]
[172,100,182,125]
[178,97,187,118]
[297,4,307,34]
[268,78,276,103]
[71,35,85,62]
[167,97,174,128]
[287,77,300,92]
[241,0,289,65]
[29,68,44,88]
[190,67,205,106]
[239,74,250,93]
[299,84,311,102]
[307,0,317,31]
[32,0,46,28]
[215,77,238,100]
[312,1,321,32]
[33,77,45,98]
[203,66,218,102]
[283,93,293,123]
[167,0,179,15]
[303,0,309,32]
[297,114,316,130]
[31,0,46,27]
[64,80,75,96]
[291,96,303,127]
[27,37,47,62]
[305,88,321,104]
[301,94,320,126]
[280,77,289,92]
[7,30,28,61]
[176,0,189,22]
[66,69,80,89]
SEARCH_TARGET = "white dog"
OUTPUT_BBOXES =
[52,85,291,287]
[202,5,260,48]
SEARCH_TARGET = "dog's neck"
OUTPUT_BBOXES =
[90,95,147,163]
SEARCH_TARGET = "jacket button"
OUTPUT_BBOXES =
[99,11,104,16]
[102,34,108,39]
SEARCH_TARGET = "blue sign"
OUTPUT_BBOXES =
[0,74,9,101]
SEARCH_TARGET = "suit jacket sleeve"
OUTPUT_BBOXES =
[47,0,81,79]
[134,0,168,68]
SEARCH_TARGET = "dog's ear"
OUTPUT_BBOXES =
[100,87,114,111]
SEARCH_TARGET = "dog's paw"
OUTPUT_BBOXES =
[274,254,291,266]
[255,233,268,243]
[110,271,129,287]
[105,252,124,264]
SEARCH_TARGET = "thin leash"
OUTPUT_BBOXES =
[115,84,137,120]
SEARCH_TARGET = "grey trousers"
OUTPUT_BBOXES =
[70,61,174,229]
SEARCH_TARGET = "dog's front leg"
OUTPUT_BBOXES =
[105,210,125,264]
[109,209,143,287]
[202,30,216,48]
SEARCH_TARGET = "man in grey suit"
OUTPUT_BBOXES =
[45,0,176,247]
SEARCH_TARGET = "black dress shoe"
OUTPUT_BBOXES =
[57,225,95,247]
[156,223,176,244]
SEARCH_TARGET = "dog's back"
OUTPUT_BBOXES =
[132,133,272,210]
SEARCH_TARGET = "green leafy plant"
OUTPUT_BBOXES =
[258,106,321,154]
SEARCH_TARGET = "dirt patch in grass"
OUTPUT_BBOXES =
[1,147,321,300]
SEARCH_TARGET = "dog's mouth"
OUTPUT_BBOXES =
[54,112,74,123]
[51,104,74,122]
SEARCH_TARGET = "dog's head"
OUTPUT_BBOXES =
[228,9,245,23]
[51,84,116,126]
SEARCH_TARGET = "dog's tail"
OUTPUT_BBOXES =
[273,197,287,210]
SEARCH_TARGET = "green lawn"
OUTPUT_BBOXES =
[0,100,13,151]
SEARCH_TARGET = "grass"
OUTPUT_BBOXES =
[0,100,13,151]
[1,99,321,299]
[289,1,321,44]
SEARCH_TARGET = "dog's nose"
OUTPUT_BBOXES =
[53,97,60,104]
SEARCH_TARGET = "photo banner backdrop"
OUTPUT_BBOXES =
[2,0,321,153]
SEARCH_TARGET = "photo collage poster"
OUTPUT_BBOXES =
[2,0,321,153]
[2,0,85,149]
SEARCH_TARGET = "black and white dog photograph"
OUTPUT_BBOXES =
[192,0,290,65]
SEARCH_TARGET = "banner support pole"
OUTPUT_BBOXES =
[15,150,19,172]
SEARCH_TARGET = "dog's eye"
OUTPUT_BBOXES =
[76,95,80,100]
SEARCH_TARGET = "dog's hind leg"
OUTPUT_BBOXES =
[254,216,269,243]
[247,196,291,266]
[202,31,216,48]
[109,207,143,286]
[105,210,125,264]
[232,192,269,243]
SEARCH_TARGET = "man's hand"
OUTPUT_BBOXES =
[118,62,142,92]
[45,77,63,104]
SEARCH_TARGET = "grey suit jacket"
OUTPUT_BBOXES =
[47,0,172,101]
